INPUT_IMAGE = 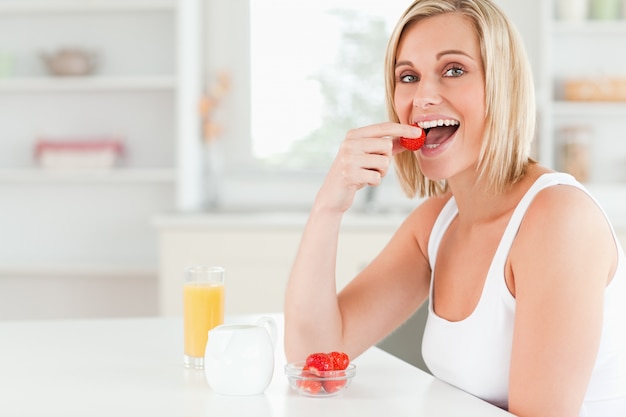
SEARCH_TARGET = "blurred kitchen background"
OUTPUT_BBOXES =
[1,0,625,335]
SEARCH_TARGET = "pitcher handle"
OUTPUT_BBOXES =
[256,316,277,350]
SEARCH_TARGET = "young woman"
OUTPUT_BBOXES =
[284,1,626,416]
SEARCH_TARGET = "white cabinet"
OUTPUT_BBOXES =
[154,213,402,316]
[539,1,626,206]
[0,0,196,318]
[0,1,178,178]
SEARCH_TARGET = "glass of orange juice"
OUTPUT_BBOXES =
[183,266,225,369]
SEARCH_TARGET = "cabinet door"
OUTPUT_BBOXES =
[158,226,397,316]
[336,230,394,290]
[158,228,303,315]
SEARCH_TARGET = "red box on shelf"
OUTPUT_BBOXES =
[34,137,125,169]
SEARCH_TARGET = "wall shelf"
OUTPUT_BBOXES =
[552,20,626,35]
[0,76,176,92]
[0,263,157,279]
[0,168,176,184]
[0,0,175,14]
[553,101,626,117]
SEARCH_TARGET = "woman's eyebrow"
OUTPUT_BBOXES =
[436,49,474,60]
[395,50,475,69]
[395,60,413,69]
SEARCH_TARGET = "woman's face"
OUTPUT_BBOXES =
[394,12,486,182]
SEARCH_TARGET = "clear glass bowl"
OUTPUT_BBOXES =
[284,361,356,397]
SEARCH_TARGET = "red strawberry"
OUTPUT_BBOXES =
[297,370,322,394]
[304,352,333,375]
[399,127,426,151]
[328,351,350,371]
[322,372,347,393]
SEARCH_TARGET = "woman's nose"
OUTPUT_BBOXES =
[412,77,441,109]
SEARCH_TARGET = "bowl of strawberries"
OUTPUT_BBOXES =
[285,351,356,397]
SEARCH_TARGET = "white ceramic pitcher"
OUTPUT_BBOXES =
[204,316,277,395]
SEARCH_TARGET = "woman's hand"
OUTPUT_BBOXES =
[315,122,422,213]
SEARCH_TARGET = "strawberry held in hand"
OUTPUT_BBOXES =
[399,125,426,151]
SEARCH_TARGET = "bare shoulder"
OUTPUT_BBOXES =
[523,183,611,238]
[512,181,616,291]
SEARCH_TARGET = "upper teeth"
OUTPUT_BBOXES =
[418,119,459,129]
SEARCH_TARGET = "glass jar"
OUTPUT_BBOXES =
[590,0,621,19]
[558,126,591,183]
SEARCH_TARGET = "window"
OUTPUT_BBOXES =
[249,0,410,173]
[203,0,412,209]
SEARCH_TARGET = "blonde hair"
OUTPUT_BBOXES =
[385,0,536,198]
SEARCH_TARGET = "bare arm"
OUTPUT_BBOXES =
[283,122,429,362]
[508,186,616,417]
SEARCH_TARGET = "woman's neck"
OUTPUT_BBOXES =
[448,163,548,226]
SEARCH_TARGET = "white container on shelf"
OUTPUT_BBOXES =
[556,0,588,21]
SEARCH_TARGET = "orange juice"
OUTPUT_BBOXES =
[183,282,225,358]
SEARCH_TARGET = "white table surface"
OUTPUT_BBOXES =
[0,315,513,416]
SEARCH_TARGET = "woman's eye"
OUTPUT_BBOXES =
[444,66,465,77]
[398,74,419,83]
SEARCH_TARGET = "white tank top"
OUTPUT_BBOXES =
[422,173,626,416]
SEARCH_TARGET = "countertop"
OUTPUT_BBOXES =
[153,209,409,231]
[0,315,513,417]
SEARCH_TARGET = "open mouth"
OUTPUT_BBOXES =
[417,119,460,149]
